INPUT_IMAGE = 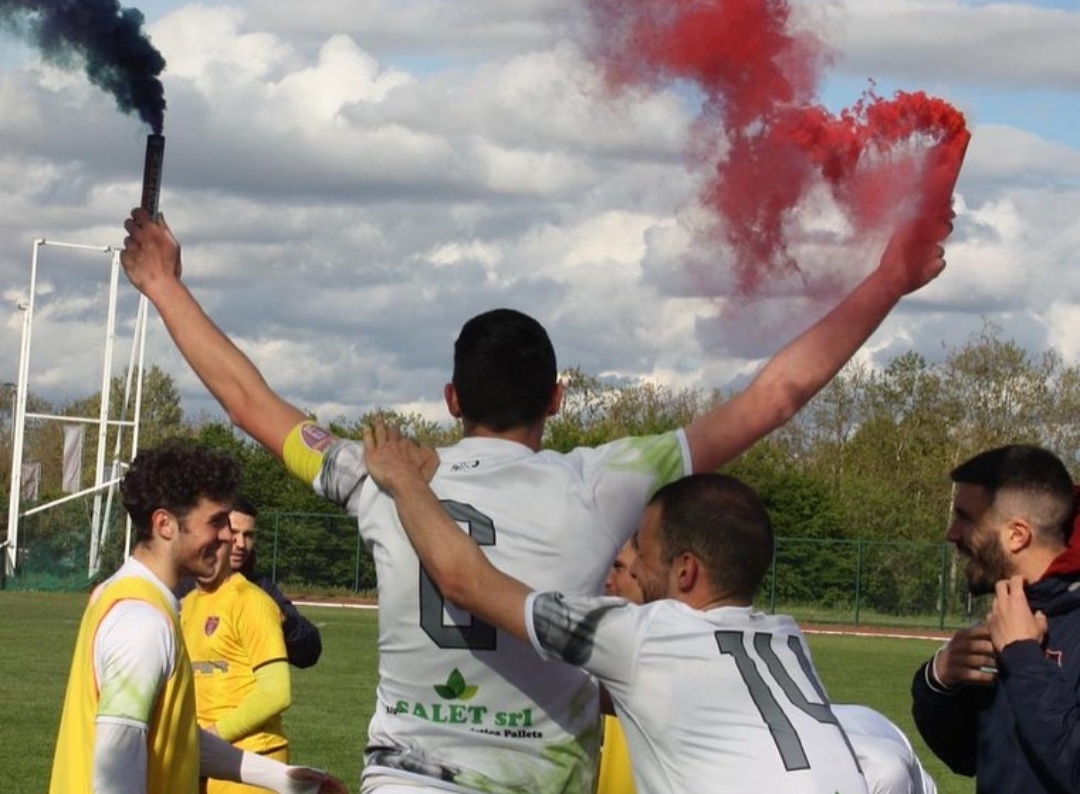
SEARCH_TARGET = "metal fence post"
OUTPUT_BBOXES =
[853,539,863,625]
[353,525,361,593]
[768,537,778,613]
[938,541,949,631]
[271,513,279,585]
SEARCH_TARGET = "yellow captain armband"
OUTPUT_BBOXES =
[282,421,335,485]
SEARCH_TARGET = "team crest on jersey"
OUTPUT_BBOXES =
[1046,648,1064,666]
[204,616,220,636]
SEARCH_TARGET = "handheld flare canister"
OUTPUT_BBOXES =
[140,134,165,219]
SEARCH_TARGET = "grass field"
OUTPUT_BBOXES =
[0,592,973,793]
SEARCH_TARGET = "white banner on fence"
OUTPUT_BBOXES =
[20,461,41,501]
[61,423,85,494]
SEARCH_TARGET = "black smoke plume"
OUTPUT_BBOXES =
[0,0,166,133]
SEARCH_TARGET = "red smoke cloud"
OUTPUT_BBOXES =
[584,0,968,295]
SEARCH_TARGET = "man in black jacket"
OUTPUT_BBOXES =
[228,496,323,669]
[911,444,1080,794]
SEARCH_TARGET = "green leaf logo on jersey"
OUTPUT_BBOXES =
[434,668,479,701]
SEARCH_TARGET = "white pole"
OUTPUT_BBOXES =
[88,249,121,577]
[5,240,42,577]
[107,293,148,562]
[123,296,150,559]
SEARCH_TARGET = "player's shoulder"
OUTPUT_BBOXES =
[541,430,689,475]
[232,575,285,617]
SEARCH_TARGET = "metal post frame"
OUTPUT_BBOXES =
[4,239,149,579]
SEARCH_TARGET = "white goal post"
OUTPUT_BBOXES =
[4,238,149,579]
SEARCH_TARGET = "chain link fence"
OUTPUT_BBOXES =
[3,510,984,630]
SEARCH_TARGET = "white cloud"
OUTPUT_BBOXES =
[839,1,1080,89]
[0,0,1078,431]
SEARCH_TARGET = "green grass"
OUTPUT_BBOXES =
[0,593,973,794]
[807,633,973,794]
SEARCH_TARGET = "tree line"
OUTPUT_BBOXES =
[4,321,1078,595]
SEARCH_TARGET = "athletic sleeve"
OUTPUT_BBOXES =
[525,592,643,691]
[94,600,175,726]
[93,721,148,794]
[92,601,174,794]
[215,661,291,742]
[582,430,688,489]
[567,431,691,547]
[199,729,321,792]
[282,420,369,508]
[214,589,291,741]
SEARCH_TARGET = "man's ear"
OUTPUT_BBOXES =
[673,551,699,594]
[1004,518,1034,554]
[444,383,462,418]
[546,382,564,417]
[151,508,176,541]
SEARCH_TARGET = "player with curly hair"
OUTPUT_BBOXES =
[50,440,343,794]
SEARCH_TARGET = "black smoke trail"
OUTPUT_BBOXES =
[0,0,166,133]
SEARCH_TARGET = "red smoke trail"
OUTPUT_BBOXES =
[584,0,968,295]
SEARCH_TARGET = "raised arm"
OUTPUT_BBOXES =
[685,217,953,473]
[120,209,306,457]
[362,421,532,642]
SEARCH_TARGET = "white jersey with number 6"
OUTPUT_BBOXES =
[526,594,869,794]
[290,428,689,794]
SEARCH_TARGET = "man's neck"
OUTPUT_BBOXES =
[130,544,180,591]
[196,572,232,594]
[690,595,751,611]
[1024,544,1072,583]
[463,422,545,451]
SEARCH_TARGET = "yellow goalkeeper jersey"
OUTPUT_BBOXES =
[181,573,289,754]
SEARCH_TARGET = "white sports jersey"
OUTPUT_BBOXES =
[525,594,869,794]
[303,431,689,794]
[833,705,937,794]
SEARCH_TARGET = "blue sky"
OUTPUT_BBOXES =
[1,0,1078,425]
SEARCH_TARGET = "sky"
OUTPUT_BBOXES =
[1,0,1079,430]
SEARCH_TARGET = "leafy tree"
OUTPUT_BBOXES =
[545,367,703,452]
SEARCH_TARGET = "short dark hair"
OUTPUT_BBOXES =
[232,494,258,518]
[121,439,242,543]
[951,444,1074,543]
[648,473,773,603]
[452,309,558,432]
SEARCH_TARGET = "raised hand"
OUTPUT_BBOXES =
[877,211,955,298]
[120,207,183,294]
